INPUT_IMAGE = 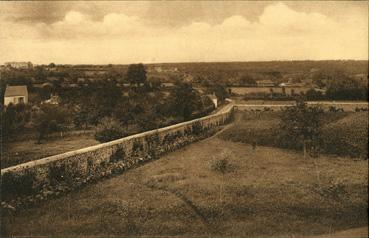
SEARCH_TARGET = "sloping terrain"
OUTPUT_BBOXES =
[219,111,368,158]
[321,112,368,158]
[2,136,367,237]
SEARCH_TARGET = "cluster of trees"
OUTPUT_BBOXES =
[2,63,215,144]
[1,102,71,144]
[60,64,214,142]
[307,72,367,101]
[185,60,367,87]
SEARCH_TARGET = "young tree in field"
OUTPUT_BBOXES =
[126,63,147,88]
[279,100,324,157]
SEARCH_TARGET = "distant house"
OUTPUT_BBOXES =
[4,85,28,106]
[162,82,175,88]
[208,93,218,108]
[279,82,290,87]
[42,94,60,105]
[256,80,274,87]
[154,66,163,73]
[5,62,33,69]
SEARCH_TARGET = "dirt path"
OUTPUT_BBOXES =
[144,184,212,231]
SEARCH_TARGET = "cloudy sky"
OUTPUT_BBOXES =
[0,1,367,64]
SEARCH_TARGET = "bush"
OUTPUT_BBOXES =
[211,159,229,174]
[94,117,126,142]
[210,151,232,174]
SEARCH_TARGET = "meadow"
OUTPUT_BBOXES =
[220,110,368,158]
[2,134,367,237]
[1,134,98,169]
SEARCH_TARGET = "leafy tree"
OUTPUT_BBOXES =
[306,89,323,101]
[1,103,32,142]
[34,66,46,82]
[211,84,229,103]
[279,100,324,157]
[126,63,147,88]
[72,79,123,126]
[148,77,162,91]
[33,105,71,143]
[168,81,203,120]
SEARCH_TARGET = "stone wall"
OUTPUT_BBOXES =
[1,105,234,207]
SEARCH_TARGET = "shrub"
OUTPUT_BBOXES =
[94,117,126,142]
[210,151,232,174]
[211,159,229,174]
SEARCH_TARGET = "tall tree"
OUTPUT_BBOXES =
[279,100,324,157]
[168,81,203,120]
[126,63,147,88]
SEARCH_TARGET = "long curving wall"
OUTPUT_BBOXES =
[1,105,234,207]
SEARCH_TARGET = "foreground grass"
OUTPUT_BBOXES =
[1,134,99,168]
[1,136,367,237]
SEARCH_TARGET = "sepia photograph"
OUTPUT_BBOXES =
[0,1,368,237]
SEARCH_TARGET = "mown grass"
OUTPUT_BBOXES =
[1,134,99,168]
[2,137,367,237]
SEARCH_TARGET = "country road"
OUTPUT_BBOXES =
[234,101,368,111]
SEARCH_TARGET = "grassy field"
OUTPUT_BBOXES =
[220,111,368,158]
[2,136,367,237]
[1,134,99,169]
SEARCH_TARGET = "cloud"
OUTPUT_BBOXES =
[0,2,367,64]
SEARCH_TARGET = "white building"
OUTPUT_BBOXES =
[4,62,33,69]
[4,85,28,106]
[208,93,218,108]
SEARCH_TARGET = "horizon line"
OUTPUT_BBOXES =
[2,59,368,66]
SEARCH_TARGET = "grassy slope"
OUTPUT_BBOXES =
[321,112,368,158]
[219,111,367,158]
[2,137,367,237]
